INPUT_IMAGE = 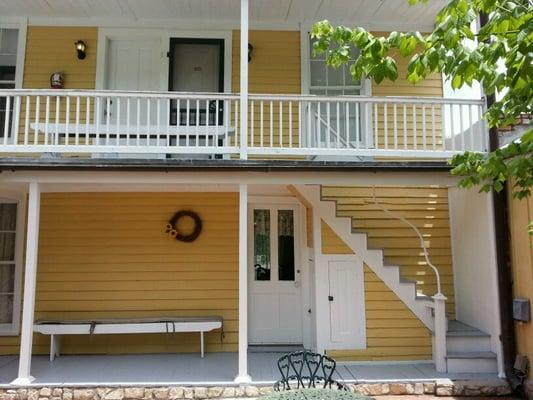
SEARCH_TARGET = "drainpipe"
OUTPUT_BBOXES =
[478,12,519,390]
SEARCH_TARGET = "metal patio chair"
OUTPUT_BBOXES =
[274,350,347,391]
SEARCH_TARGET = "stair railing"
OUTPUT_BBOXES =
[369,186,448,372]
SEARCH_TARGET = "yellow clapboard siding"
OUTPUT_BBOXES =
[370,35,444,153]
[0,192,238,355]
[23,27,97,90]
[321,186,453,362]
[233,30,301,154]
[508,183,533,381]
[322,185,455,319]
[17,27,98,148]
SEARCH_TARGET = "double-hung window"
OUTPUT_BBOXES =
[0,28,19,140]
[307,38,370,148]
[0,200,22,335]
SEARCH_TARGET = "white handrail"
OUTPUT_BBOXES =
[0,89,488,159]
[369,186,443,296]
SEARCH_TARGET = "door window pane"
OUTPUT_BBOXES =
[254,209,271,281]
[278,210,295,281]
[0,295,13,323]
[0,204,16,230]
[0,264,15,293]
[0,233,15,261]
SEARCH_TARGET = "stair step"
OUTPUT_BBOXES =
[446,352,498,373]
[447,351,496,359]
[447,320,490,337]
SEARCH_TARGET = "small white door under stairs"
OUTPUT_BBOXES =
[326,256,366,349]
[248,205,303,345]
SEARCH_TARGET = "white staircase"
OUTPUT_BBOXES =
[444,321,498,373]
[294,184,498,374]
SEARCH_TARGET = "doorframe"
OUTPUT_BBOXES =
[95,28,233,93]
[247,196,312,348]
[168,38,225,93]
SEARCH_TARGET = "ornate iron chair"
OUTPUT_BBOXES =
[274,350,347,391]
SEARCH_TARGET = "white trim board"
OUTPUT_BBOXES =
[0,20,27,89]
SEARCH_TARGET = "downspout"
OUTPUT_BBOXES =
[478,12,519,390]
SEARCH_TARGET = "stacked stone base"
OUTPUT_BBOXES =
[0,380,512,400]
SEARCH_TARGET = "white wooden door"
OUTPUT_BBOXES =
[105,38,162,125]
[249,205,303,344]
[328,259,364,345]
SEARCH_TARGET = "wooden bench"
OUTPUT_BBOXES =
[34,317,223,361]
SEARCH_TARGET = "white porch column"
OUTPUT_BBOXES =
[235,183,251,383]
[12,182,41,385]
[239,0,249,160]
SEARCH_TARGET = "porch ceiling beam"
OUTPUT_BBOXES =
[0,170,460,187]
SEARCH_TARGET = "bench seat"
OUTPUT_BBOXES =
[34,317,223,360]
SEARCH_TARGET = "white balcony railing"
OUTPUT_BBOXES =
[0,89,488,160]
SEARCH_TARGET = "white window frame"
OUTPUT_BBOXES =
[300,28,373,149]
[0,20,28,89]
[0,193,26,336]
[300,28,371,97]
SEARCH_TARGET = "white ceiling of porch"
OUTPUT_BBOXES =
[0,0,445,30]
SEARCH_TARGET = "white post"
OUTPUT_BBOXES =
[239,0,249,160]
[433,293,448,373]
[12,182,41,386]
[235,183,251,384]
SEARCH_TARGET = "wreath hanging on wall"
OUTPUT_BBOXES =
[165,210,203,242]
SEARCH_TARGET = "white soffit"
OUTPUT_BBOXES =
[0,0,445,31]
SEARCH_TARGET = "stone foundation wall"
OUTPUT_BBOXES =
[0,380,512,399]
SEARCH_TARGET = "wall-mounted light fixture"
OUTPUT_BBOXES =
[248,43,254,62]
[75,40,87,60]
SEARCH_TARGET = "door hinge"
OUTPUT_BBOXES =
[166,51,171,58]
[328,295,334,302]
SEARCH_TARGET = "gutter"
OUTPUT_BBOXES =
[479,12,520,392]
[0,158,451,173]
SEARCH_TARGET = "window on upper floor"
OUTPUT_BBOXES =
[309,38,362,96]
[0,28,19,139]
[0,201,22,335]
[307,37,371,147]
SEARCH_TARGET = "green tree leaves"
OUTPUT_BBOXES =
[311,0,532,204]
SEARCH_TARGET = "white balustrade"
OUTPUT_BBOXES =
[0,89,487,160]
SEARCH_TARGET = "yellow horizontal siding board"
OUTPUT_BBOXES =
[322,185,455,320]
[23,27,98,89]
[0,192,238,355]
[321,185,454,362]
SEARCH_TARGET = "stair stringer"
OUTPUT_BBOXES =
[294,184,435,331]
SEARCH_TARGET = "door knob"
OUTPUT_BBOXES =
[328,296,334,302]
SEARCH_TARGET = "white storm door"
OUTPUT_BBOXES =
[249,205,303,344]
[105,38,162,125]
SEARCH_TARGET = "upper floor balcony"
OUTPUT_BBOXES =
[0,89,487,160]
[0,0,488,163]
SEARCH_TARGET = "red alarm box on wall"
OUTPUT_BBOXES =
[50,72,64,89]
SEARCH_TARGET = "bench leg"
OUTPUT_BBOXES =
[50,335,60,362]
[200,331,204,358]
